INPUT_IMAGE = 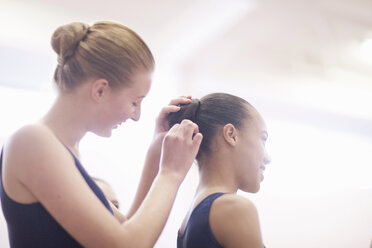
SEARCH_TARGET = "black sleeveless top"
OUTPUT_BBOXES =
[177,192,266,248]
[0,148,113,248]
[177,192,225,248]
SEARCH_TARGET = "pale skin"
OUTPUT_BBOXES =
[1,69,202,248]
[179,106,271,248]
[94,179,120,209]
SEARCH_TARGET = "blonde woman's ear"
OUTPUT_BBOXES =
[222,123,238,146]
[91,78,109,101]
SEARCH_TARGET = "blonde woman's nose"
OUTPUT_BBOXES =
[131,105,141,121]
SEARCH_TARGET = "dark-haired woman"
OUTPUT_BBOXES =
[168,93,270,248]
[0,21,202,248]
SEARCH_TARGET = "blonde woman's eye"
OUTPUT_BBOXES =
[132,102,138,107]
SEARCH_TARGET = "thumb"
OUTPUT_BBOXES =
[192,133,203,152]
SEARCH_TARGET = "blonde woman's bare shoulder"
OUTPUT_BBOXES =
[2,124,70,203]
[3,124,68,181]
[8,123,54,142]
[210,194,263,248]
[5,123,60,155]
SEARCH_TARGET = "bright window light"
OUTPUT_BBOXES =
[356,38,372,65]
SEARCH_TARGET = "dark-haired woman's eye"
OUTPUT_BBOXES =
[261,136,268,146]
[132,102,138,107]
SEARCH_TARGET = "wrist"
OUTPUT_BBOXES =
[147,135,163,157]
[157,166,184,187]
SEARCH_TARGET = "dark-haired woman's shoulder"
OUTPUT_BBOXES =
[210,194,264,248]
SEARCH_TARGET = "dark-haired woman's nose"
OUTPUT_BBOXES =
[264,151,271,165]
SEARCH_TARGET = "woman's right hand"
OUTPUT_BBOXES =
[127,97,197,218]
[159,119,203,183]
[144,96,193,174]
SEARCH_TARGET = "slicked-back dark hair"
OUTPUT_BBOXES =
[167,93,252,161]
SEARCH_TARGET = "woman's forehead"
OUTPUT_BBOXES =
[244,106,267,132]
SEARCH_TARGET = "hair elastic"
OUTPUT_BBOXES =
[193,99,201,123]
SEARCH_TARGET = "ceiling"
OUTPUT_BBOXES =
[1,0,371,137]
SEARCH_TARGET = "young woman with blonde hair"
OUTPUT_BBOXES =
[0,21,202,248]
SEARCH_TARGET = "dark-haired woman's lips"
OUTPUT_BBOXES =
[115,121,126,128]
[260,166,265,181]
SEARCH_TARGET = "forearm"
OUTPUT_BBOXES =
[126,140,161,218]
[121,171,181,247]
[126,97,192,219]
[121,110,200,247]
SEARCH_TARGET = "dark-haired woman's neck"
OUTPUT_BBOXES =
[197,158,239,196]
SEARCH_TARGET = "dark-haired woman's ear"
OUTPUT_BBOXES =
[222,124,238,146]
[91,78,109,102]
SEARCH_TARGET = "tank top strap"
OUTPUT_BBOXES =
[200,192,225,207]
[0,147,4,186]
[0,147,3,172]
[60,144,113,215]
[177,192,225,248]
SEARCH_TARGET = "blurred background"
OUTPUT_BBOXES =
[0,0,371,247]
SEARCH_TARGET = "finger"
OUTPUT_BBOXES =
[192,133,203,148]
[176,95,191,99]
[180,120,199,138]
[157,105,180,122]
[192,134,203,156]
[166,123,180,135]
[168,96,192,106]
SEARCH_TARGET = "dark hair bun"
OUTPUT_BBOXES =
[167,98,201,127]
